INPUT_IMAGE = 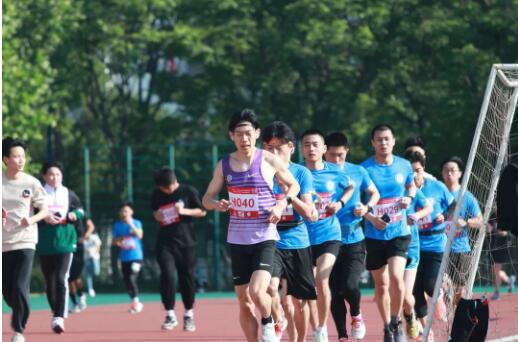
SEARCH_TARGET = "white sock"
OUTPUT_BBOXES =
[316,326,327,333]
[167,310,176,319]
[132,297,139,303]
[184,309,194,318]
[53,317,64,325]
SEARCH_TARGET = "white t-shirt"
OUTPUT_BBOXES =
[2,171,47,251]
[84,233,102,259]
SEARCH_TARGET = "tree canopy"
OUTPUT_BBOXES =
[4,0,518,176]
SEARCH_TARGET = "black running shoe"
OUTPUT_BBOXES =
[384,325,394,342]
[391,320,407,342]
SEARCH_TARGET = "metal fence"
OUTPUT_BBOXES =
[25,141,515,293]
[80,141,305,292]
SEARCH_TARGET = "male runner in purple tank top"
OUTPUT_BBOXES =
[203,109,300,342]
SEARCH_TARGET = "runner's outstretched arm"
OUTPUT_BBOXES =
[202,161,230,212]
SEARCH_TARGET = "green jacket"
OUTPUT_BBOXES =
[37,189,84,255]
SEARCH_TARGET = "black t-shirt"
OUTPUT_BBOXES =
[488,214,510,252]
[69,190,86,241]
[151,184,203,247]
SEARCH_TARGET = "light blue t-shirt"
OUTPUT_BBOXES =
[361,155,414,240]
[335,162,373,244]
[305,162,349,245]
[448,189,482,253]
[407,189,428,261]
[274,163,313,249]
[417,179,454,253]
[112,219,144,262]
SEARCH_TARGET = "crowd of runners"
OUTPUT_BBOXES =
[2,108,514,342]
[201,109,484,342]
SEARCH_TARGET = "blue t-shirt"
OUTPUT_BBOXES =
[361,155,414,240]
[448,189,482,253]
[274,163,313,249]
[335,162,373,244]
[305,162,349,245]
[407,189,428,260]
[417,179,454,253]
[112,219,144,262]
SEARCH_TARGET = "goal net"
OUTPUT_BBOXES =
[424,65,518,341]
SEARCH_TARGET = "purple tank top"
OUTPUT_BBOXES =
[223,149,279,244]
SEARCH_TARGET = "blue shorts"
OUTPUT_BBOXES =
[406,249,420,270]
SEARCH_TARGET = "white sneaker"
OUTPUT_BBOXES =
[274,318,288,339]
[261,322,278,342]
[69,304,82,313]
[129,301,144,314]
[351,315,367,339]
[183,316,196,332]
[11,332,25,342]
[88,289,96,297]
[51,317,65,334]
[161,315,178,330]
[313,326,329,342]
[79,294,87,310]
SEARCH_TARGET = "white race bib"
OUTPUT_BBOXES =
[228,186,259,219]
[315,192,333,219]
[48,204,66,218]
[120,236,137,250]
[445,220,462,237]
[275,194,295,222]
[373,197,403,222]
[418,214,433,230]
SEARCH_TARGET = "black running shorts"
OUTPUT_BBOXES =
[448,252,471,286]
[272,247,317,300]
[311,240,341,266]
[365,235,411,271]
[230,240,276,286]
[68,244,85,281]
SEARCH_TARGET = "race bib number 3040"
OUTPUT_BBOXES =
[228,186,259,219]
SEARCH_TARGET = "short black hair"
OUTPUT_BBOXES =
[300,128,325,142]
[263,121,295,144]
[325,132,349,148]
[405,151,426,168]
[228,108,260,132]
[370,124,395,139]
[441,156,464,171]
[119,201,133,210]
[41,161,65,175]
[154,166,177,187]
[405,136,426,150]
[2,137,26,158]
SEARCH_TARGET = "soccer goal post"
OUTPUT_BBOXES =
[423,64,518,341]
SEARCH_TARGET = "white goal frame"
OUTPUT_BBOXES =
[423,64,518,341]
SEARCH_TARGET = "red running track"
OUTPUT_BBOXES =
[3,294,518,341]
